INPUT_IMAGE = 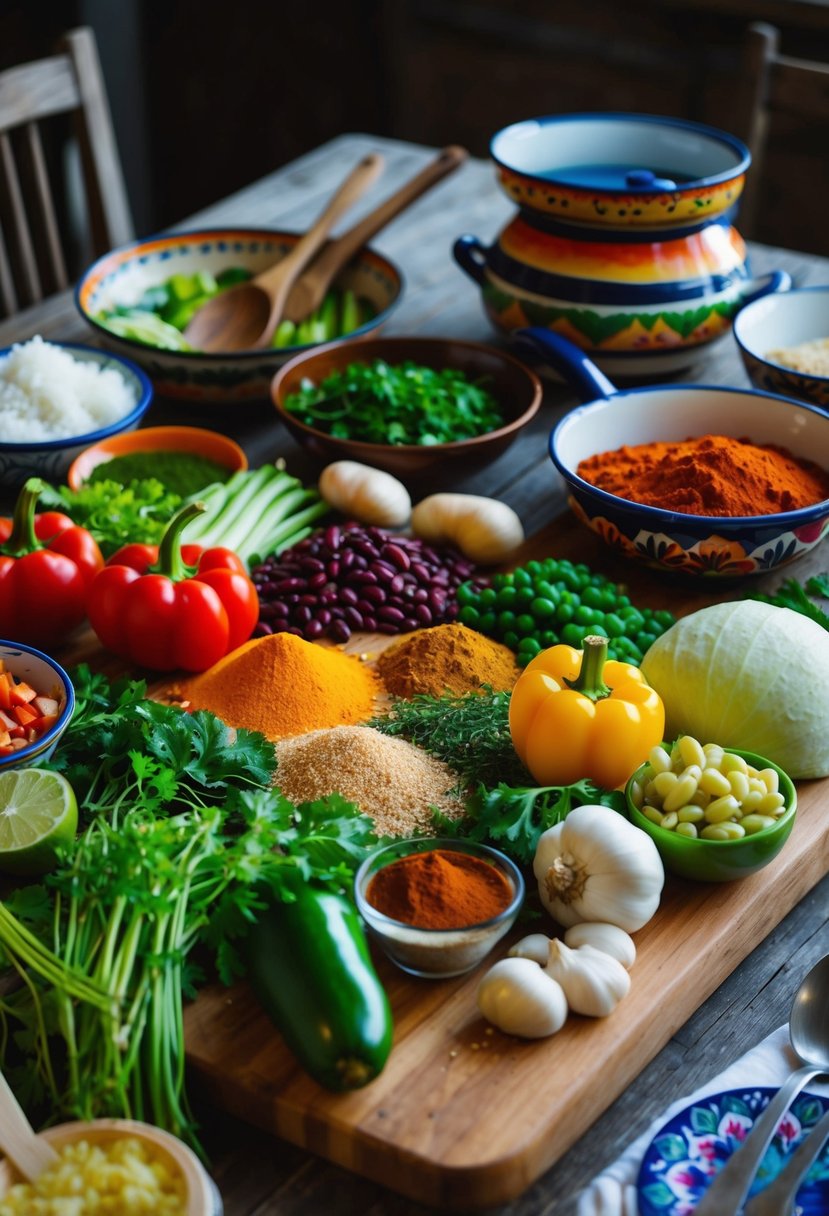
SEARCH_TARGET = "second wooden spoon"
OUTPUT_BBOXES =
[184,152,384,353]
[0,1068,60,1182]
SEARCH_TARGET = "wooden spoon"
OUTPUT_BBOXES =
[0,1068,60,1181]
[282,145,469,325]
[184,152,385,353]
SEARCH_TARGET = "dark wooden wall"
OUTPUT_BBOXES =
[2,0,829,257]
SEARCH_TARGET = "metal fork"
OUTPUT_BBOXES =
[742,1106,829,1216]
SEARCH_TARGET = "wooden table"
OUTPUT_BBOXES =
[2,133,829,1215]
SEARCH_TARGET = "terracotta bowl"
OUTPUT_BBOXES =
[0,1118,222,1214]
[270,335,543,479]
[67,424,248,490]
[75,228,403,405]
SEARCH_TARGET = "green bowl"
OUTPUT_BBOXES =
[625,748,797,883]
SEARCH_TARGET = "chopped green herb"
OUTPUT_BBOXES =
[283,358,504,445]
[38,478,183,558]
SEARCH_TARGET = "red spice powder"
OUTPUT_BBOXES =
[365,848,513,930]
[577,433,829,517]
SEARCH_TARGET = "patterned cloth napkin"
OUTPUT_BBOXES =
[576,1024,829,1215]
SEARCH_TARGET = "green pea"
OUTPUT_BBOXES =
[561,622,590,647]
[515,586,536,606]
[478,611,496,633]
[497,609,516,631]
[514,569,532,588]
[530,596,556,619]
[503,630,519,649]
[496,587,518,608]
[603,613,625,637]
[540,630,557,648]
[478,587,497,606]
[525,560,542,575]
[518,637,542,658]
[636,632,659,652]
[574,605,603,626]
[556,603,575,624]
[458,606,480,627]
[514,613,534,634]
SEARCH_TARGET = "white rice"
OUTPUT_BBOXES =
[0,335,135,443]
[766,336,829,377]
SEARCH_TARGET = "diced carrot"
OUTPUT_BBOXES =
[0,673,13,710]
[12,703,38,727]
[9,681,37,706]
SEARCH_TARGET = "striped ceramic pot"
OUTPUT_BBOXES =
[454,113,790,378]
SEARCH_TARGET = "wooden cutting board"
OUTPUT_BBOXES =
[181,514,829,1208]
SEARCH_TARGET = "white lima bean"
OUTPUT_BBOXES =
[629,735,787,839]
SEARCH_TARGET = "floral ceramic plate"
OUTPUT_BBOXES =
[637,1087,829,1215]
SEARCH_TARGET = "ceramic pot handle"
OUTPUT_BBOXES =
[513,328,619,401]
[740,269,793,308]
[452,234,490,286]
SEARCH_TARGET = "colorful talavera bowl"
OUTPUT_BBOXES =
[454,113,791,377]
[520,328,829,579]
[75,229,403,405]
[734,285,829,411]
[637,1087,829,1216]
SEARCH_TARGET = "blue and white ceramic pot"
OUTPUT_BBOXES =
[454,113,791,378]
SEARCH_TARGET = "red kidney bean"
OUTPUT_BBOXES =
[249,522,489,643]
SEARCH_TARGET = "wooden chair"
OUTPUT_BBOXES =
[0,26,133,317]
[734,21,829,239]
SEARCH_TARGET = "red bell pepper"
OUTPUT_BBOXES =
[88,501,259,672]
[0,477,104,645]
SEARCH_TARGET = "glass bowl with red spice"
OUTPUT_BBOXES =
[354,837,524,978]
[527,329,829,579]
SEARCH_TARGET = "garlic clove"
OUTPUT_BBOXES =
[319,461,412,527]
[476,956,568,1039]
[508,933,552,966]
[563,922,636,969]
[545,939,631,1018]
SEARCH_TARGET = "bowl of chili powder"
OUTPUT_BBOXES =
[354,837,524,978]
[520,328,829,579]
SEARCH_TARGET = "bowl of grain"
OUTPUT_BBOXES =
[0,337,153,491]
[734,285,829,410]
[0,1118,222,1214]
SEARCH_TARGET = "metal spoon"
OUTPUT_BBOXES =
[693,953,829,1215]
[743,1104,829,1215]
[184,152,384,353]
[0,1068,59,1181]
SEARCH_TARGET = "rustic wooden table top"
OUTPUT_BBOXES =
[2,133,829,1216]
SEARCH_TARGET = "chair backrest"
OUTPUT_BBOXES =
[0,25,133,318]
[734,21,829,239]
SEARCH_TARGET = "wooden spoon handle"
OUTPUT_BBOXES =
[0,1069,60,1181]
[283,146,468,323]
[256,153,385,292]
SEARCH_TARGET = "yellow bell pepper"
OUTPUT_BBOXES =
[509,634,665,790]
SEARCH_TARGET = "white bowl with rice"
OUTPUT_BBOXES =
[0,337,153,491]
[734,285,829,411]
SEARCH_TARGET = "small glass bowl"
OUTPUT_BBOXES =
[354,836,524,979]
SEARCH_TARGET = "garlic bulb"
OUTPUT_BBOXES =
[508,933,552,966]
[410,493,524,564]
[476,957,568,1039]
[563,922,636,969]
[318,461,412,527]
[545,940,631,1017]
[533,805,664,932]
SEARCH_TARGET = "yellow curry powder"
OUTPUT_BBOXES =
[377,621,521,700]
[176,631,380,740]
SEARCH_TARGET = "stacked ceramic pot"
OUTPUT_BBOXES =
[454,113,790,378]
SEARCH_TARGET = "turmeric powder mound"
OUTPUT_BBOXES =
[175,632,380,740]
[377,621,521,700]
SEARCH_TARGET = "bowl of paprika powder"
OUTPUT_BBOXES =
[519,328,829,578]
[354,837,524,978]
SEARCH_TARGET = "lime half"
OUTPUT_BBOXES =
[0,769,78,876]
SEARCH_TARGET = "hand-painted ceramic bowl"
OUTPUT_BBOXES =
[271,335,543,480]
[0,341,152,490]
[0,641,74,771]
[454,113,791,378]
[0,1118,222,1214]
[625,748,796,882]
[75,228,403,405]
[637,1087,829,1216]
[67,424,248,490]
[734,285,829,410]
[354,837,524,978]
[522,328,829,578]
